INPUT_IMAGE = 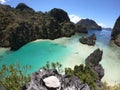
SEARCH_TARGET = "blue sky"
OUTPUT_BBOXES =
[0,0,120,28]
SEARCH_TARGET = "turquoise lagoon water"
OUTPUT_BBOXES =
[0,29,120,85]
[0,41,71,73]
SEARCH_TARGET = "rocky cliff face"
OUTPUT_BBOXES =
[0,3,75,50]
[22,69,90,90]
[76,18,102,30]
[22,48,104,90]
[85,48,104,87]
[111,16,120,47]
[79,34,96,46]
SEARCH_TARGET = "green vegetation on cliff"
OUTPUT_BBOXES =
[0,63,120,90]
[0,3,75,50]
[76,18,102,30]
[65,64,99,89]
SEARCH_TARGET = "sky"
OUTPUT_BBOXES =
[0,0,120,28]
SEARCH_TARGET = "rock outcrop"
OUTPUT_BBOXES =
[79,34,96,46]
[22,48,104,90]
[0,4,75,50]
[16,3,34,12]
[111,16,120,47]
[77,18,102,30]
[22,69,90,90]
[49,8,70,23]
[43,76,61,88]
[85,48,104,87]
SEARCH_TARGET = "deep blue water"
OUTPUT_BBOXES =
[88,30,111,46]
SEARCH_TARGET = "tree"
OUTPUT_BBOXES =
[42,61,63,73]
[65,64,99,89]
[0,64,31,90]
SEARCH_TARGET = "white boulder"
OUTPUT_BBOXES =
[43,76,60,88]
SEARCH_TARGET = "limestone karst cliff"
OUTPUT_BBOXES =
[111,16,120,47]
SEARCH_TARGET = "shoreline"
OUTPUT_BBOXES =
[0,34,120,86]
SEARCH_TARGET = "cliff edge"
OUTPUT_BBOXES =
[111,16,120,47]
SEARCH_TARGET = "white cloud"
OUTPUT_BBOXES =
[69,14,81,23]
[0,0,7,4]
[98,23,107,28]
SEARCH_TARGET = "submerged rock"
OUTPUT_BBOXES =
[79,33,96,46]
[85,48,104,87]
[22,69,90,90]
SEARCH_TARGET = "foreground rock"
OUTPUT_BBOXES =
[43,76,60,88]
[111,16,120,47]
[22,69,90,90]
[76,18,102,30]
[22,48,104,90]
[79,34,96,46]
[85,48,104,87]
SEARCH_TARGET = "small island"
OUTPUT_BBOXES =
[76,18,102,30]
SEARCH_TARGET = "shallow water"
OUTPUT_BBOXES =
[0,41,71,73]
[0,29,120,85]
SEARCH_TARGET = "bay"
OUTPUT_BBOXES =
[0,29,120,85]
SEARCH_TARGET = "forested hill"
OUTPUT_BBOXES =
[76,18,102,30]
[0,3,75,50]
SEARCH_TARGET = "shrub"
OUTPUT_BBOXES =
[0,64,31,90]
[101,82,120,90]
[65,64,99,89]
[42,61,63,73]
